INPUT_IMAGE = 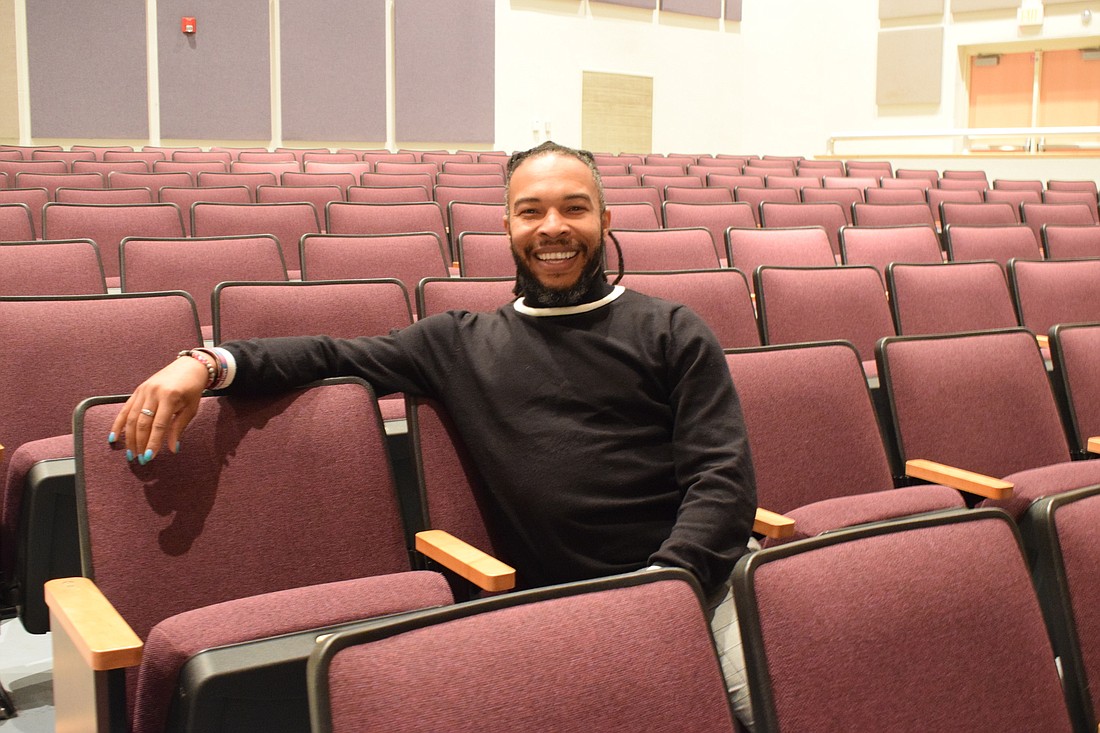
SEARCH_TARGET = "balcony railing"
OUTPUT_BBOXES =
[826,126,1100,156]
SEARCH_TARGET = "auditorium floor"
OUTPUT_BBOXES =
[0,619,52,731]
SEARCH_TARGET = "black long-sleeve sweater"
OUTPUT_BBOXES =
[222,287,756,598]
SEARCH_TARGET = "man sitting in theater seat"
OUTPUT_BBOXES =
[110,141,759,730]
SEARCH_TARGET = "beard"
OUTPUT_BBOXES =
[512,234,607,308]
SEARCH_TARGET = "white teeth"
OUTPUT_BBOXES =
[536,251,578,261]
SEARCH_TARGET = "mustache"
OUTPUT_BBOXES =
[531,236,586,249]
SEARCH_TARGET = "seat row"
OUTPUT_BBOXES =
[11,299,1100,730]
[590,221,1099,281]
[2,193,1091,263]
[0,199,473,283]
[0,144,512,166]
[4,141,1097,183]
[1,172,1094,262]
[725,183,1100,224]
[603,197,1099,259]
[2,221,1099,348]
[0,144,879,169]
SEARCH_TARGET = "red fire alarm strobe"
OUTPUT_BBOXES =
[181,17,196,34]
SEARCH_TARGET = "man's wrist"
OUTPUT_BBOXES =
[177,347,236,390]
[178,349,216,388]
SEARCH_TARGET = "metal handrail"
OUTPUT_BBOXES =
[827,126,1100,155]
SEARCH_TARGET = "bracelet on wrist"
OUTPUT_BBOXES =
[178,349,217,389]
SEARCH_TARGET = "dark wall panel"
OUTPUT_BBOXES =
[725,0,743,22]
[395,0,494,143]
[281,0,386,142]
[27,0,148,138]
[158,0,270,140]
[662,0,721,18]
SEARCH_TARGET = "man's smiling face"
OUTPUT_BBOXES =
[505,152,612,301]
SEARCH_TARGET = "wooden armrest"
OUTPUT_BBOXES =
[415,529,516,593]
[44,577,143,671]
[1035,334,1049,349]
[905,459,1013,501]
[754,507,795,540]
[1088,437,1100,455]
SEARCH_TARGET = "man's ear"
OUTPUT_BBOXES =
[602,206,612,232]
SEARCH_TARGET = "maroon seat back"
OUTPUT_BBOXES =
[734,509,1074,733]
[851,202,936,228]
[311,569,733,733]
[1042,224,1100,260]
[943,223,1042,267]
[725,342,894,513]
[0,202,35,241]
[839,224,941,275]
[40,203,185,282]
[876,329,1069,479]
[1022,202,1097,244]
[605,227,719,272]
[213,278,412,344]
[1049,322,1100,457]
[759,202,847,258]
[619,269,760,349]
[456,232,513,277]
[661,202,756,261]
[887,260,1018,336]
[190,201,321,274]
[416,276,515,317]
[726,227,836,295]
[120,235,287,330]
[1009,258,1100,336]
[1024,486,1100,730]
[755,265,893,364]
[347,185,431,204]
[0,240,106,295]
[0,292,202,574]
[300,233,449,317]
[75,379,428,731]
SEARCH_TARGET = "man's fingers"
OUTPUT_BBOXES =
[136,403,171,464]
[112,355,212,462]
[166,401,200,454]
[108,394,138,447]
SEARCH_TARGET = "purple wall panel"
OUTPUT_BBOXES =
[27,0,148,138]
[662,0,720,16]
[395,0,495,143]
[158,0,270,140]
[726,0,743,21]
[280,0,386,142]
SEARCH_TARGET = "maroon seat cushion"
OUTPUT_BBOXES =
[133,571,452,733]
[765,484,964,547]
[1,434,74,572]
[983,459,1100,519]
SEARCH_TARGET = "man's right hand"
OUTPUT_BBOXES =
[108,355,210,464]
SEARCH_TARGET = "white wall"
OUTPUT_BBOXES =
[494,0,1100,163]
[494,0,747,153]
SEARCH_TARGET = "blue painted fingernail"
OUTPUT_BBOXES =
[125,449,134,462]
[107,432,117,444]
[142,449,154,464]
[173,441,181,454]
